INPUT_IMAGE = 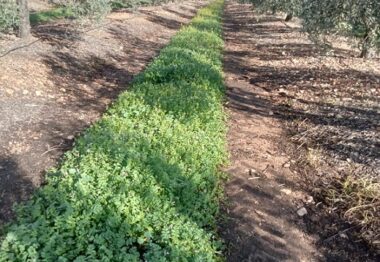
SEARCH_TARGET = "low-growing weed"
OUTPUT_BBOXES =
[0,0,226,261]
[0,0,18,33]
[30,7,74,25]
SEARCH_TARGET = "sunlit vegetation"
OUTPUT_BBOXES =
[0,0,227,260]
[0,0,179,33]
[29,7,74,24]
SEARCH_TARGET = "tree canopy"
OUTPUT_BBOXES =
[249,0,380,57]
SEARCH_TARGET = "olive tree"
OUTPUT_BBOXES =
[248,0,303,20]
[70,0,111,20]
[248,0,380,57]
[301,0,380,57]
[18,0,30,38]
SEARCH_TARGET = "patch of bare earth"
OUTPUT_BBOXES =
[220,1,379,261]
[0,0,206,226]
[29,0,54,12]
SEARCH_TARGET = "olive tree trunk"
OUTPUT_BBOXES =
[285,13,293,21]
[18,0,30,38]
[359,35,370,58]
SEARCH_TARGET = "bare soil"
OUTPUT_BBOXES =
[1,0,379,260]
[220,1,379,261]
[29,0,54,12]
[0,0,206,225]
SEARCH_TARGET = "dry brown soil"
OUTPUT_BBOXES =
[220,1,379,261]
[29,0,54,12]
[1,0,379,260]
[0,0,206,225]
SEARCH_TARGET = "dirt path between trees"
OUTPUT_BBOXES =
[220,1,379,261]
[0,0,206,225]
[221,2,320,261]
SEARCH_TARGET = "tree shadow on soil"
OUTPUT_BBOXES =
[1,18,225,258]
[224,82,379,262]
[32,23,82,48]
[0,4,225,258]
[1,130,221,259]
[140,10,185,30]
[222,2,379,262]
[162,6,194,20]
[138,2,203,30]
[227,85,379,166]
[223,4,380,168]
[219,177,307,261]
[220,163,378,261]
[0,8,191,229]
[0,156,34,225]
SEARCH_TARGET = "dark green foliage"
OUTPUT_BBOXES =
[301,0,380,57]
[248,0,302,17]
[70,0,112,20]
[111,0,171,10]
[29,7,74,25]
[0,0,179,33]
[0,0,226,260]
[248,0,380,57]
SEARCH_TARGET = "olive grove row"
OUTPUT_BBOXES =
[0,0,173,37]
[248,0,380,57]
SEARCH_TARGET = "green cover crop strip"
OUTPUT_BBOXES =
[0,0,226,261]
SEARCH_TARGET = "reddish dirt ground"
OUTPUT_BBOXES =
[220,1,379,261]
[1,0,379,260]
[0,0,206,225]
